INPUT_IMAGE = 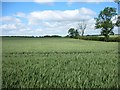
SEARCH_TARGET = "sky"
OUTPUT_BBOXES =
[1,0,119,36]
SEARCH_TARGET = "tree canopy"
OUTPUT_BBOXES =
[68,28,79,38]
[95,7,117,41]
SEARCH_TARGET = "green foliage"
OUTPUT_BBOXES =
[68,28,79,38]
[116,16,120,27]
[79,36,105,41]
[43,35,62,38]
[95,7,117,41]
[79,35,120,42]
[2,37,118,88]
[74,29,80,39]
[68,28,75,38]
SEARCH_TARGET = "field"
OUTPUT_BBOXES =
[2,37,119,88]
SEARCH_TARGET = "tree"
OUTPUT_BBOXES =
[95,7,117,41]
[68,28,75,38]
[78,21,86,36]
[74,29,80,38]
[68,28,79,38]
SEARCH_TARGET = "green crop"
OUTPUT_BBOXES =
[2,37,119,88]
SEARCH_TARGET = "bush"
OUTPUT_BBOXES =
[79,36,120,42]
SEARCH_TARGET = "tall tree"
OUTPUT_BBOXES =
[95,7,117,41]
[78,21,86,36]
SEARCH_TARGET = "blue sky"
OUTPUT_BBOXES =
[2,2,117,16]
[1,1,118,36]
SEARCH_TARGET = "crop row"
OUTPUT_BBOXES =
[2,53,118,88]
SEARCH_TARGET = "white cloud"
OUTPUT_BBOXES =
[1,22,32,35]
[1,8,99,36]
[1,23,27,31]
[1,24,17,30]
[25,8,97,36]
[35,28,43,32]
[111,15,118,23]
[1,16,21,23]
[28,8,96,25]
[67,0,114,6]
[34,0,54,3]
[15,12,26,18]
[33,0,55,5]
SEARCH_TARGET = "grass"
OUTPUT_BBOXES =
[2,37,119,88]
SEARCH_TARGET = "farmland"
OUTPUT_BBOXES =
[2,37,119,88]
